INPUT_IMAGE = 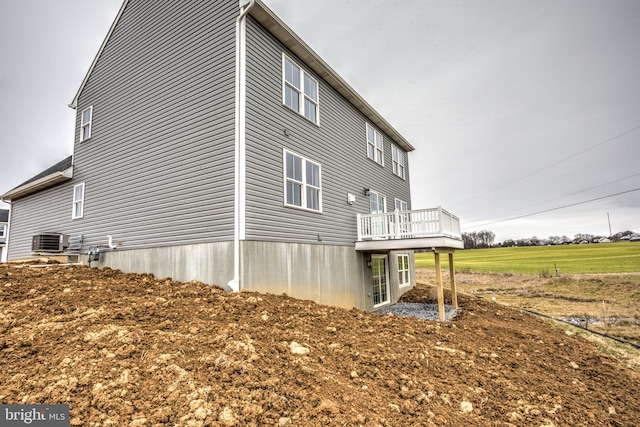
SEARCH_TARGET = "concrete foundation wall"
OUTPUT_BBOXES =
[84,241,414,312]
[387,250,416,304]
[241,240,369,310]
[93,242,234,290]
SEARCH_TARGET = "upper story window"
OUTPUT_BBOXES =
[283,55,319,124]
[284,150,322,212]
[395,199,408,212]
[80,106,93,142]
[369,191,386,214]
[392,145,405,179]
[0,224,6,238]
[366,124,383,165]
[72,183,85,219]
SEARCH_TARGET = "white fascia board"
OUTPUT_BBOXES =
[355,236,464,252]
[1,166,73,202]
[249,0,414,153]
[69,0,131,109]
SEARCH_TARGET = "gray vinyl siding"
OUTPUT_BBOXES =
[72,1,236,251]
[7,183,77,259]
[244,16,412,245]
[7,0,238,260]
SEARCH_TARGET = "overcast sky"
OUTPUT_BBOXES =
[1,0,638,242]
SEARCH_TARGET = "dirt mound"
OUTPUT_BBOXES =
[1,264,639,426]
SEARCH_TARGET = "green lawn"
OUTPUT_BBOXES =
[415,242,640,274]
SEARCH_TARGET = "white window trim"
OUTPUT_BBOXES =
[282,54,320,125]
[369,190,387,214]
[0,224,6,238]
[283,149,322,213]
[372,254,390,308]
[366,123,384,166]
[72,183,85,219]
[80,106,93,142]
[398,253,411,288]
[394,198,408,212]
[392,145,405,179]
[394,198,410,235]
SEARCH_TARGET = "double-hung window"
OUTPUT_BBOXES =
[283,55,319,124]
[284,150,322,212]
[72,183,85,219]
[395,199,408,212]
[392,145,405,178]
[80,106,93,142]
[366,123,383,165]
[398,254,410,287]
[0,224,6,238]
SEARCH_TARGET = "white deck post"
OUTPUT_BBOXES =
[449,252,458,309]
[394,209,400,239]
[434,250,445,321]
[356,213,362,241]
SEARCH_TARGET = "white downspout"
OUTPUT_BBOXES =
[2,202,11,263]
[228,0,255,293]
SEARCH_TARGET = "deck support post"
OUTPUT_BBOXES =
[449,252,458,309]
[434,251,445,321]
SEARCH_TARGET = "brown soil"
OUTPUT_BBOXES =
[417,269,640,349]
[1,264,639,426]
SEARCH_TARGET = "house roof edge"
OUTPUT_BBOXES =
[1,167,73,202]
[68,0,414,152]
[69,0,131,109]
[250,0,415,152]
[1,156,74,202]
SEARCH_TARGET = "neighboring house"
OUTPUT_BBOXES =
[1,0,463,311]
[0,209,8,262]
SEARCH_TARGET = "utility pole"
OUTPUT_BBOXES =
[607,212,612,238]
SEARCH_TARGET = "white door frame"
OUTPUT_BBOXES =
[372,254,390,307]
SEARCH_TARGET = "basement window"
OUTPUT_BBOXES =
[398,254,410,287]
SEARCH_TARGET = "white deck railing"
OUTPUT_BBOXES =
[356,207,461,241]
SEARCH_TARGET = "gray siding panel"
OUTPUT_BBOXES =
[7,184,76,259]
[244,17,412,245]
[8,0,238,259]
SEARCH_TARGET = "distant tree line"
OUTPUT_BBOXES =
[464,230,638,248]
[462,231,496,249]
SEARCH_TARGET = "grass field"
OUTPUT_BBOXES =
[415,241,640,358]
[415,241,640,274]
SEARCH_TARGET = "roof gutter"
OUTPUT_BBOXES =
[1,166,73,203]
[69,0,130,109]
[248,0,414,152]
[228,0,255,293]
[2,207,11,263]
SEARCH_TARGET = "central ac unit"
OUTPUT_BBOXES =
[32,233,70,253]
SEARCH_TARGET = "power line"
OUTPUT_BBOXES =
[462,187,640,230]
[463,171,640,224]
[450,124,640,209]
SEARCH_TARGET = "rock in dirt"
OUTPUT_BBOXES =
[289,341,310,355]
[460,401,473,413]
